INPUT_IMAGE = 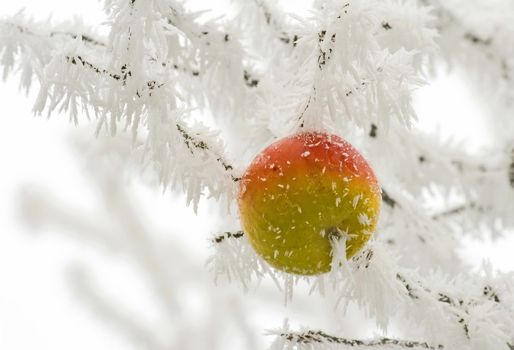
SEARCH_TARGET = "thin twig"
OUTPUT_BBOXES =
[50,30,106,47]
[175,123,240,182]
[65,55,162,98]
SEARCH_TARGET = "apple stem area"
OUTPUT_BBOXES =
[324,226,346,240]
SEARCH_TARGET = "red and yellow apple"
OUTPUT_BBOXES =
[237,131,381,275]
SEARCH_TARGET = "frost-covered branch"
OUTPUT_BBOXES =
[269,328,443,349]
[367,122,514,238]
[64,54,163,98]
[7,22,107,47]
[210,233,514,348]
[252,0,298,45]
[2,0,514,349]
[1,8,244,207]
[423,0,514,86]
[395,271,514,349]
[275,1,435,133]
[175,122,241,182]
[2,19,261,89]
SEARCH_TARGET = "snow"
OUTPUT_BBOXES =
[357,213,371,226]
[352,194,361,209]
[3,0,514,348]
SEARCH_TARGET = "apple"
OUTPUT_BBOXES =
[237,131,381,275]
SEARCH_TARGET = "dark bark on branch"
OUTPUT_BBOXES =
[64,55,162,98]
[396,272,508,344]
[10,23,260,89]
[369,124,378,138]
[50,30,106,47]
[175,123,240,182]
[63,55,240,180]
[381,189,398,208]
[213,231,245,243]
[276,330,443,349]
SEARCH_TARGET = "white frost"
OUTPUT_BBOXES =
[357,213,371,226]
[352,194,361,209]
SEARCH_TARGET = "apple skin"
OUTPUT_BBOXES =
[237,132,381,275]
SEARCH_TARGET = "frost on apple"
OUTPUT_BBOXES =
[358,212,372,226]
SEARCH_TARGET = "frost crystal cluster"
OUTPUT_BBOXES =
[1,0,514,349]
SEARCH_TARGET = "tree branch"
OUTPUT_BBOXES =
[421,0,512,82]
[5,22,106,47]
[64,55,162,98]
[7,22,260,89]
[430,202,489,220]
[395,272,511,344]
[253,0,298,46]
[271,330,443,349]
[381,189,398,209]
[164,7,261,88]
[175,123,240,182]
[50,30,106,47]
[213,231,245,243]
[62,55,241,182]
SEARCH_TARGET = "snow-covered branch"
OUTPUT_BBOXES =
[1,8,243,207]
[269,328,443,349]
[210,233,514,348]
[367,123,514,239]
[251,0,298,45]
[423,0,514,90]
[282,1,434,133]
[64,54,163,98]
[2,1,514,347]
